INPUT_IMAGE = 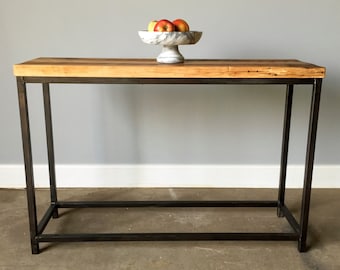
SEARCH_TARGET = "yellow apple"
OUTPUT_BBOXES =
[147,20,158,32]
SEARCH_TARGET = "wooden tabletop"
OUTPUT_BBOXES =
[13,58,325,79]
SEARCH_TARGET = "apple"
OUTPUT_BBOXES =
[172,19,190,32]
[148,20,158,32]
[153,19,175,32]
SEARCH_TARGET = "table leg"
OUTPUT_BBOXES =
[42,83,59,218]
[17,77,40,254]
[277,84,294,217]
[298,78,322,252]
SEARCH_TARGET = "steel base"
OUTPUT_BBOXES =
[33,199,300,253]
[16,76,323,254]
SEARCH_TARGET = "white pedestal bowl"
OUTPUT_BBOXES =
[138,31,202,64]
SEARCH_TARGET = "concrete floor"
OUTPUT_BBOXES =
[0,188,339,270]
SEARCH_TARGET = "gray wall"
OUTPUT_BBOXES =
[1,0,339,165]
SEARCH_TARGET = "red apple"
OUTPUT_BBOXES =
[172,19,190,32]
[153,19,175,32]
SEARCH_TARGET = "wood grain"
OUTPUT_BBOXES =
[13,58,326,78]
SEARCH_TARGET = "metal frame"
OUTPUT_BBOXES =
[16,76,322,254]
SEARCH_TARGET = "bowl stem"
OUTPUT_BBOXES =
[157,45,184,64]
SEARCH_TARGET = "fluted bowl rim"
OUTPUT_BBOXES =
[138,31,202,46]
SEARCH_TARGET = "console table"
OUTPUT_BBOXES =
[13,58,325,254]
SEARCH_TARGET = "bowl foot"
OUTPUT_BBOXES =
[157,45,184,64]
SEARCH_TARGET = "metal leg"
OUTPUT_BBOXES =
[42,83,59,218]
[277,85,294,217]
[17,77,40,254]
[298,79,322,252]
